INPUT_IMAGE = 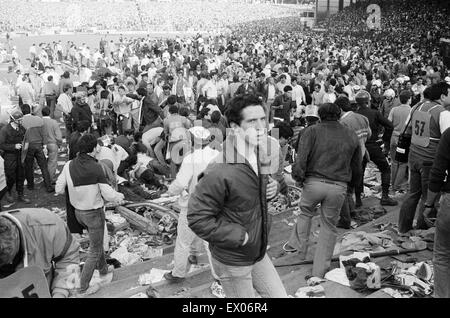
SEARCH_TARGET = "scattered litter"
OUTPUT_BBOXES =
[294,285,326,298]
[138,268,170,285]
[211,281,226,298]
[381,288,414,298]
[110,246,141,266]
[324,268,350,287]
[306,276,326,286]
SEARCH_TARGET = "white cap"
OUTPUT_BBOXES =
[445,76,450,84]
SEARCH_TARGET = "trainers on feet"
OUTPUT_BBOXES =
[163,271,185,283]
[282,242,297,253]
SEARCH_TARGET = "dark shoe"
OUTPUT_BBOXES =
[47,187,55,193]
[188,255,198,265]
[336,220,351,229]
[380,195,398,206]
[163,271,185,283]
[5,192,14,203]
[17,195,31,204]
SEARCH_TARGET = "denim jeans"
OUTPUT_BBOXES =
[398,152,433,233]
[75,207,108,292]
[46,143,58,183]
[434,193,450,298]
[211,253,287,298]
[172,207,218,280]
[288,177,347,277]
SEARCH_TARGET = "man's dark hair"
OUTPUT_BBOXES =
[283,85,293,93]
[62,71,70,79]
[21,104,31,115]
[399,90,412,104]
[427,82,450,101]
[335,96,352,112]
[318,103,341,121]
[63,84,72,93]
[124,129,134,137]
[167,95,177,105]
[76,120,91,133]
[274,122,293,140]
[47,75,53,82]
[224,94,263,126]
[136,87,147,97]
[78,134,98,154]
[41,106,51,117]
[169,105,179,114]
[210,110,221,124]
[179,107,190,117]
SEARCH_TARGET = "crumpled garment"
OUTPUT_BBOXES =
[294,285,326,298]
[342,258,381,291]
[334,230,396,254]
[110,246,141,266]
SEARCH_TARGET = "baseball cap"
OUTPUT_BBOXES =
[445,76,450,84]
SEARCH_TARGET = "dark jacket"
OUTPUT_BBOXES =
[0,124,26,154]
[188,134,271,266]
[272,94,296,123]
[428,128,450,193]
[356,106,393,144]
[71,102,92,126]
[292,121,362,187]
[141,94,163,126]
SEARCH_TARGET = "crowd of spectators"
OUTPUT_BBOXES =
[0,0,305,33]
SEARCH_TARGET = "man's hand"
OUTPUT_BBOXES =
[423,206,436,228]
[266,177,278,200]
[15,143,22,150]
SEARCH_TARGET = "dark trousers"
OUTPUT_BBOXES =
[24,145,52,191]
[356,142,391,198]
[4,153,25,195]
[398,152,433,233]
[45,95,57,118]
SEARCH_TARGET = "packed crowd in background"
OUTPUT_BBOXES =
[0,0,306,33]
[1,0,450,299]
